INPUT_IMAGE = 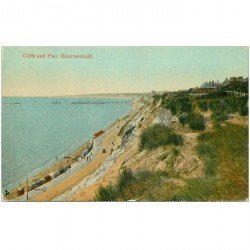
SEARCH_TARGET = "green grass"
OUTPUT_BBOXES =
[196,141,217,176]
[140,124,183,150]
[188,112,205,131]
[198,96,248,116]
[95,168,169,201]
[96,123,248,201]
[178,111,205,130]
[164,96,193,115]
[153,123,248,201]
[190,123,248,200]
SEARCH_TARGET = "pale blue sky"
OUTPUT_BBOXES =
[2,47,248,96]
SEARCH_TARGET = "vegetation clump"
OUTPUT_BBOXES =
[178,111,206,131]
[96,124,248,202]
[197,96,248,117]
[187,112,205,131]
[178,113,189,125]
[95,168,169,201]
[170,123,248,201]
[211,111,229,124]
[166,97,193,115]
[140,124,183,150]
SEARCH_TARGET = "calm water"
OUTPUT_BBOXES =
[2,97,132,190]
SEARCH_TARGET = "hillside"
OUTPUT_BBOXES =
[69,89,248,201]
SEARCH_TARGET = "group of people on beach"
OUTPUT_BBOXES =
[85,152,93,162]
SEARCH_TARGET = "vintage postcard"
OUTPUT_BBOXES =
[1,47,249,201]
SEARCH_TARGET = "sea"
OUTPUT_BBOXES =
[1,97,132,191]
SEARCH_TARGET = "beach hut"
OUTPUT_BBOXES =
[73,155,78,162]
[38,179,45,186]
[65,165,71,171]
[31,180,39,188]
[32,179,45,188]
[17,187,25,196]
[49,172,56,180]
[59,168,65,175]
[54,170,61,177]
[49,171,59,179]
[53,169,60,179]
[94,130,105,138]
[59,165,69,175]
[44,175,52,183]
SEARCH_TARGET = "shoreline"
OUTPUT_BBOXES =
[3,99,139,201]
[3,95,139,100]
[31,99,144,202]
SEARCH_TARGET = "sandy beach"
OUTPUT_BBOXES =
[5,99,141,201]
[32,120,123,201]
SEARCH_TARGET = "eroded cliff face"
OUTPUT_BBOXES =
[119,101,204,178]
[69,98,206,201]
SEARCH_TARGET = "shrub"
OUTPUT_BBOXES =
[188,112,205,131]
[95,184,117,201]
[117,167,135,190]
[140,124,183,150]
[179,97,193,113]
[238,97,248,116]
[179,113,188,125]
[197,101,209,112]
[169,99,178,114]
[168,97,193,115]
[163,99,170,109]
[172,147,180,157]
[95,168,169,201]
[211,111,229,123]
[239,105,248,116]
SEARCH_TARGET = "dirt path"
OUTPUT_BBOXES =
[173,132,204,178]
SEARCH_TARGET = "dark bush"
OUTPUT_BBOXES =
[140,124,183,150]
[188,112,205,131]
[197,100,209,112]
[211,111,229,123]
[166,97,193,115]
[179,113,189,125]
[238,97,248,116]
[239,105,248,116]
[179,97,193,113]
[169,99,178,114]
